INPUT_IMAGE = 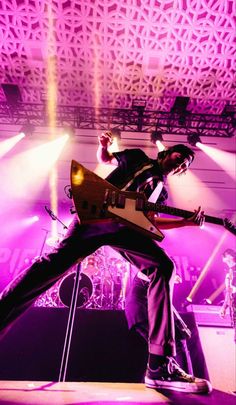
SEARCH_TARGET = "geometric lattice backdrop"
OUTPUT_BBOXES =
[0,0,235,114]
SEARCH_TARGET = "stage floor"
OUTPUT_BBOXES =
[0,381,235,405]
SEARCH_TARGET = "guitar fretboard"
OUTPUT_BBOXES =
[145,202,224,226]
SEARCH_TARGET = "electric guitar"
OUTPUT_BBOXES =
[70,160,236,242]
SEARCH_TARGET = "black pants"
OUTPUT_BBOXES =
[125,273,193,373]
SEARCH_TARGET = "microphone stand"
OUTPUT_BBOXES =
[58,263,82,382]
[52,214,68,231]
[45,206,68,230]
[45,205,82,381]
[39,228,50,257]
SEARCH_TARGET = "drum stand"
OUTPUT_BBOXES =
[58,263,81,382]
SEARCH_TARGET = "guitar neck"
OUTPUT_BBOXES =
[146,202,224,226]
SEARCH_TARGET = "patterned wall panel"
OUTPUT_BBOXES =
[0,0,235,113]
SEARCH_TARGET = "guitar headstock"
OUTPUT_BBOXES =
[224,218,236,236]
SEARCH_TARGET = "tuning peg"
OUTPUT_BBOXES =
[224,218,236,236]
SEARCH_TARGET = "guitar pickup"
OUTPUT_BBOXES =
[136,197,145,211]
[103,189,110,207]
[116,194,126,208]
[103,190,125,208]
[111,191,116,207]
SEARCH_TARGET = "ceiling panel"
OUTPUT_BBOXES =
[0,0,235,114]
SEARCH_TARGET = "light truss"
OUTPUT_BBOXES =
[0,102,235,138]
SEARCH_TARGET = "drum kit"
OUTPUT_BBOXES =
[34,246,130,310]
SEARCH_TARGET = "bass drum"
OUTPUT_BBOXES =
[59,272,93,308]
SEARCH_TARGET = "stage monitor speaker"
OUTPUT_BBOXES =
[197,326,236,393]
[186,305,231,327]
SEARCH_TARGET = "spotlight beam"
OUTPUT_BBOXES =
[186,215,235,303]
[0,133,25,158]
[205,282,225,304]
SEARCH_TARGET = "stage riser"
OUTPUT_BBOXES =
[0,307,216,385]
[0,308,147,382]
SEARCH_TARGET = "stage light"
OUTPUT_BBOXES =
[187,133,202,146]
[20,215,40,227]
[132,99,146,109]
[111,128,121,139]
[1,83,22,104]
[186,297,192,303]
[32,215,39,222]
[171,96,190,113]
[204,282,225,305]
[150,131,163,144]
[132,100,146,131]
[63,126,75,137]
[221,104,236,116]
[221,104,236,129]
[20,123,35,137]
[170,96,191,126]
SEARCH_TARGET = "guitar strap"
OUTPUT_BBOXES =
[148,181,164,203]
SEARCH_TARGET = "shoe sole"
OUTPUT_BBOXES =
[145,376,212,394]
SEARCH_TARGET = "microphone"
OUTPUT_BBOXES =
[45,206,57,221]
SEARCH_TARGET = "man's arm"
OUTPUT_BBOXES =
[219,274,232,318]
[147,207,205,230]
[96,131,118,165]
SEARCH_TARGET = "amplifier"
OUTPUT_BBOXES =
[186,305,232,327]
[197,326,236,392]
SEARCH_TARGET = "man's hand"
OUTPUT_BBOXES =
[219,306,226,318]
[98,131,113,148]
[97,131,116,164]
[183,206,205,227]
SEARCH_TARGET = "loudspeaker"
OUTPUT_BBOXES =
[197,326,236,393]
[186,304,231,327]
[181,312,210,380]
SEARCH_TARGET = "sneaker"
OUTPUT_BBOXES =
[145,357,212,394]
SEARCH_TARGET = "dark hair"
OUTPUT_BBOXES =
[222,248,236,259]
[158,144,195,163]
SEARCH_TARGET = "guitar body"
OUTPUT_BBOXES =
[71,160,236,239]
[71,160,165,241]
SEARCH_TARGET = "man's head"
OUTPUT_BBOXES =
[222,249,236,268]
[158,144,195,175]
